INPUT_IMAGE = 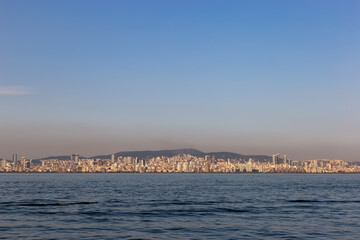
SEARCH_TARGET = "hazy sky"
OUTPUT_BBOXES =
[1,0,359,161]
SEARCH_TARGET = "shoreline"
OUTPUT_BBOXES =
[1,172,359,174]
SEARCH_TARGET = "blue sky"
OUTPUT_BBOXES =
[0,0,359,160]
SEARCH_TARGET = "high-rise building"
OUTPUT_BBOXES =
[1,159,6,168]
[246,158,253,172]
[12,154,18,164]
[283,155,287,165]
[272,154,275,165]
[111,154,115,163]
[21,157,27,169]
[272,154,279,165]
[204,162,210,172]
[74,153,79,163]
[176,162,182,172]
[182,162,189,172]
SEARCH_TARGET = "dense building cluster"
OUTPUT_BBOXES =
[1,153,359,173]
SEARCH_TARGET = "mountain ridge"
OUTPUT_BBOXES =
[35,148,272,162]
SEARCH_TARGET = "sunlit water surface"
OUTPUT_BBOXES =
[0,174,359,239]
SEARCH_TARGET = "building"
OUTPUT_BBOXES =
[1,159,6,168]
[12,154,17,164]
[272,154,279,165]
[21,157,27,169]
[246,159,253,172]
[176,162,182,172]
[74,153,79,163]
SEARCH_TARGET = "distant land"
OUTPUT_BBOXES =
[5,148,359,174]
[34,148,273,162]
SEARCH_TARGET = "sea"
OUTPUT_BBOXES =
[0,174,359,239]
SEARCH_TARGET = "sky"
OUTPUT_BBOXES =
[0,0,359,161]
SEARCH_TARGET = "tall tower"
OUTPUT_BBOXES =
[246,158,253,172]
[283,155,287,164]
[272,154,279,165]
[21,157,27,169]
[13,154,18,164]
[1,159,6,168]
[74,153,79,163]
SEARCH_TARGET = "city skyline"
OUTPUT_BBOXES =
[1,0,359,161]
[2,150,358,174]
[0,148,356,164]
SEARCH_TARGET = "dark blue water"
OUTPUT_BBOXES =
[0,174,359,239]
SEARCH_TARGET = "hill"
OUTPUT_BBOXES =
[35,149,272,163]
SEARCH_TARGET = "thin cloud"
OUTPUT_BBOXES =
[0,86,34,95]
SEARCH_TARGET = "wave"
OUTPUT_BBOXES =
[0,201,97,207]
[287,200,360,203]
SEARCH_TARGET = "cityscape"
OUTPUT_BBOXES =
[1,1,360,239]
[1,151,359,173]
